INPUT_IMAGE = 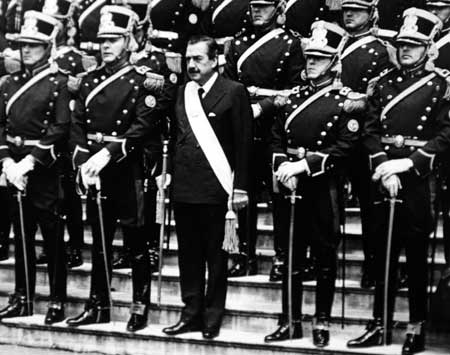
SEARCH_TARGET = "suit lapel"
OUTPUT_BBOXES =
[202,75,227,115]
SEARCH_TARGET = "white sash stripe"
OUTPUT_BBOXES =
[284,86,334,130]
[381,73,436,121]
[436,32,450,49]
[237,28,285,73]
[341,36,377,60]
[212,0,234,23]
[78,0,107,28]
[184,81,233,196]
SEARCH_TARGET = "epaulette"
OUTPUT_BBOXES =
[0,75,10,90]
[342,89,367,113]
[143,71,165,92]
[434,67,450,100]
[165,52,182,74]
[130,50,148,65]
[67,75,82,93]
[81,54,98,72]
[326,0,342,10]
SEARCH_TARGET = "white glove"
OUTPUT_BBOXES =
[381,174,402,198]
[155,173,171,190]
[251,103,262,119]
[275,160,309,184]
[372,158,413,182]
[3,156,33,191]
[2,158,15,175]
[80,164,101,190]
[15,155,35,176]
[83,148,111,177]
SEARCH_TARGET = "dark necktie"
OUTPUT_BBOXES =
[198,87,205,102]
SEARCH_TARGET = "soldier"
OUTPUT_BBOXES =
[0,11,69,324]
[162,35,252,340]
[201,0,250,38]
[66,5,172,332]
[427,1,450,270]
[223,0,304,280]
[347,8,450,354]
[284,0,343,38]
[340,0,393,289]
[266,21,363,346]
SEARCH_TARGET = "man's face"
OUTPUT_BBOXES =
[250,4,276,27]
[397,43,427,67]
[427,5,450,23]
[100,36,127,63]
[186,41,217,85]
[343,8,371,31]
[20,42,48,67]
[306,55,333,80]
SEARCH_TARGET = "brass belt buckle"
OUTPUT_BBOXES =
[95,132,104,144]
[297,147,306,159]
[14,136,23,147]
[394,135,405,148]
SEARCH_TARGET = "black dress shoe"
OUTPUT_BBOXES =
[269,256,284,282]
[162,319,202,335]
[313,328,329,347]
[112,255,131,269]
[45,303,65,325]
[203,327,220,339]
[402,324,425,355]
[228,256,257,277]
[36,251,48,265]
[0,244,9,261]
[126,303,149,332]
[347,319,391,348]
[0,295,33,319]
[66,307,110,326]
[264,322,303,342]
[67,248,83,268]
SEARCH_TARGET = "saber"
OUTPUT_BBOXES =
[16,189,31,308]
[383,196,398,345]
[340,221,346,329]
[157,140,169,306]
[287,188,301,339]
[94,183,113,311]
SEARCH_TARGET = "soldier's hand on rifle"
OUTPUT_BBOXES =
[83,148,111,176]
[381,174,402,198]
[232,189,249,210]
[156,173,171,190]
[275,160,309,183]
[372,158,413,181]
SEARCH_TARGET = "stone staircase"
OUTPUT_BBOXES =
[0,204,449,354]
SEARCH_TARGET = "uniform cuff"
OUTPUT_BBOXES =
[72,145,90,169]
[106,139,127,162]
[369,152,388,171]
[31,143,56,167]
[410,149,435,177]
[306,152,329,177]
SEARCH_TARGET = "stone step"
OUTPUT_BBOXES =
[0,260,440,329]
[0,315,449,355]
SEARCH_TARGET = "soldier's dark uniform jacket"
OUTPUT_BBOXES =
[224,27,304,140]
[284,0,342,37]
[434,24,450,70]
[149,0,204,54]
[71,63,171,173]
[365,67,450,181]
[272,84,364,176]
[0,63,70,171]
[77,0,109,50]
[341,31,392,94]
[377,0,426,31]
[200,0,250,38]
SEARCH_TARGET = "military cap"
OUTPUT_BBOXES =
[42,0,78,19]
[303,21,347,57]
[341,0,378,9]
[249,0,281,6]
[16,10,61,44]
[396,7,442,45]
[97,5,140,38]
[111,0,151,28]
[426,1,450,7]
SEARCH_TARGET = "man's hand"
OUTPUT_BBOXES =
[281,176,298,191]
[273,95,289,108]
[232,189,248,210]
[275,160,309,183]
[251,103,262,119]
[381,174,402,198]
[156,173,172,190]
[373,158,413,181]
[83,148,111,177]
[80,164,101,190]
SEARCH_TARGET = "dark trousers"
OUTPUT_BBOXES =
[279,175,341,320]
[7,166,67,302]
[441,176,450,265]
[174,202,228,329]
[0,187,11,250]
[371,172,434,323]
[86,162,150,306]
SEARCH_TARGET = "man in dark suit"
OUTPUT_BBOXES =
[162,35,252,339]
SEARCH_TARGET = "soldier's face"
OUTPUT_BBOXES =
[250,4,277,27]
[427,6,450,23]
[342,8,371,31]
[186,41,218,85]
[397,43,427,67]
[20,43,48,67]
[100,36,127,63]
[306,55,333,80]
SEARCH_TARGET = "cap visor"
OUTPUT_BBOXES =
[395,37,426,46]
[97,33,124,39]
[16,37,48,44]
[304,50,334,58]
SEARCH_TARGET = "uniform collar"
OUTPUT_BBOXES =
[347,28,373,39]
[401,62,427,79]
[309,76,334,91]
[26,61,51,77]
